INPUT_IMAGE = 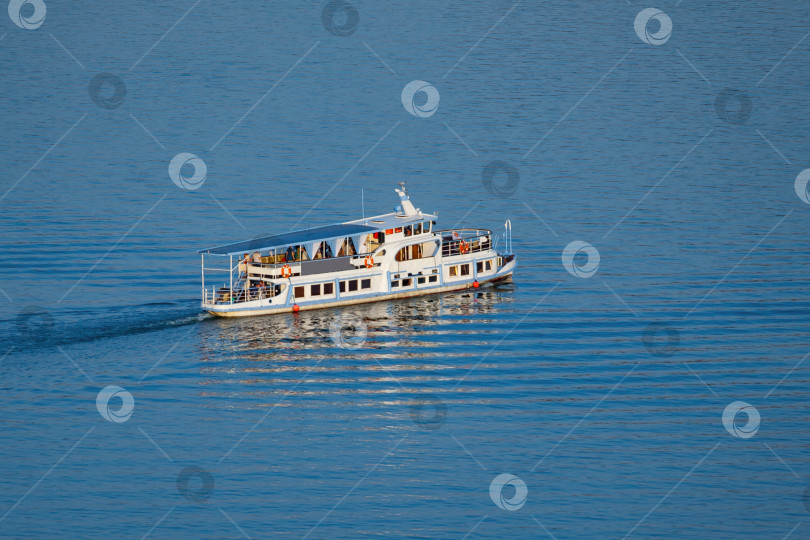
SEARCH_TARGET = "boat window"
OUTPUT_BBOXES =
[411,244,422,260]
[339,281,346,293]
[286,245,309,262]
[324,282,334,295]
[338,238,357,257]
[477,261,484,273]
[428,275,438,283]
[348,280,358,292]
[422,241,437,257]
[461,264,470,276]
[423,221,431,232]
[311,284,321,296]
[361,278,371,289]
[395,247,408,262]
[313,242,333,260]
[385,229,393,235]
[294,286,305,298]
[485,260,492,271]
[413,223,421,235]
[391,281,399,288]
[418,277,426,284]
[402,278,411,286]
[404,225,412,237]
[365,233,382,252]
[449,266,458,277]
[395,227,402,233]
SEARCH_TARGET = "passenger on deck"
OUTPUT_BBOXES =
[258,281,266,298]
[286,246,295,262]
[324,243,333,258]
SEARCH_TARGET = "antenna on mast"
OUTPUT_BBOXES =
[361,188,365,222]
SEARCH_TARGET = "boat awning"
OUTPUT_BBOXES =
[199,223,379,256]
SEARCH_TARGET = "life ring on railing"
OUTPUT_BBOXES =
[364,256,374,268]
[281,264,292,278]
[459,241,470,254]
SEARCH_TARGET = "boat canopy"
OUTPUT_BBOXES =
[199,223,379,256]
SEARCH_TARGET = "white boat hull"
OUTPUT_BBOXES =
[204,258,516,318]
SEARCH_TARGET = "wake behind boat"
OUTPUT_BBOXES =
[198,185,517,317]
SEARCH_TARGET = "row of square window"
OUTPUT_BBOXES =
[291,260,494,299]
[391,275,439,288]
[294,278,372,299]
[448,260,493,277]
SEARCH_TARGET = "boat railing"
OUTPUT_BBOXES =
[438,229,493,257]
[244,254,361,279]
[204,283,284,305]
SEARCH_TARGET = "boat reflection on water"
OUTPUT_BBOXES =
[197,285,517,402]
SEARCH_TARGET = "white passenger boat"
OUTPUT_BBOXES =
[199,185,517,317]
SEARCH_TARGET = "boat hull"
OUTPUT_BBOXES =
[204,260,515,318]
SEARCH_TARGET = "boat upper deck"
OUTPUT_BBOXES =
[199,223,379,256]
[200,211,439,257]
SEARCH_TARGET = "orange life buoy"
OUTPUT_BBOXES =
[281,264,292,278]
[459,241,469,254]
[364,256,374,268]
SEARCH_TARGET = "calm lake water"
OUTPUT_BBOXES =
[1,1,810,538]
